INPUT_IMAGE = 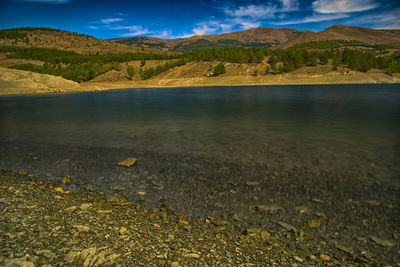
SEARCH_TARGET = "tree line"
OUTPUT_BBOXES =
[1,43,399,82]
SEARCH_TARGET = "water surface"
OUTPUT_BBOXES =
[1,84,399,263]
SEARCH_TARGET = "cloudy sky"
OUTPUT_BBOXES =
[0,0,399,39]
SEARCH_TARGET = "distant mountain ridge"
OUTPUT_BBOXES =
[110,25,400,52]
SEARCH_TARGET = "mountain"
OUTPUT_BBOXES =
[110,28,310,52]
[278,25,400,48]
[111,25,400,51]
[0,27,152,54]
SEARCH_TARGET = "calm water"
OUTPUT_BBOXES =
[1,84,400,262]
[1,84,399,182]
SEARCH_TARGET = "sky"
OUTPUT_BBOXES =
[0,0,399,39]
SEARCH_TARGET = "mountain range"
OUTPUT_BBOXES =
[111,25,400,52]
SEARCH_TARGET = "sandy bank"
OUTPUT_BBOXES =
[1,67,399,96]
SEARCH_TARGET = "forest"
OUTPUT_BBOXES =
[1,42,399,82]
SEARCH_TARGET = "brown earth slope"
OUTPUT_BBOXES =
[111,28,310,51]
[0,28,158,54]
[279,25,400,48]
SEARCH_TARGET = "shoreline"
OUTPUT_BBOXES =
[0,168,377,266]
[1,66,399,96]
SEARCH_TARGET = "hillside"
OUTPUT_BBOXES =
[279,25,400,48]
[111,28,310,52]
[111,25,400,52]
[0,27,159,54]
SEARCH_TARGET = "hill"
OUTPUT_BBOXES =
[110,28,310,52]
[278,25,400,48]
[111,25,400,52]
[0,27,157,54]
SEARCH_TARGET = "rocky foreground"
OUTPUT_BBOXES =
[0,168,380,266]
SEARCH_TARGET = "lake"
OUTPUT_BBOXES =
[1,84,399,263]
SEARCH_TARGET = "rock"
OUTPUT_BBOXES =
[245,181,259,186]
[61,175,71,185]
[36,250,56,259]
[335,245,354,255]
[96,210,113,215]
[117,158,137,167]
[311,198,323,203]
[79,203,92,210]
[184,253,200,260]
[256,205,282,213]
[107,253,120,263]
[294,256,303,262]
[360,251,375,262]
[320,254,331,262]
[110,185,124,191]
[65,206,78,213]
[370,236,395,247]
[295,206,309,214]
[171,262,180,267]
[3,259,34,267]
[73,225,90,232]
[213,220,228,226]
[303,220,321,229]
[276,221,297,232]
[65,251,80,263]
[119,227,128,235]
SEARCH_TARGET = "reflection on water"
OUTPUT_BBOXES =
[1,84,399,183]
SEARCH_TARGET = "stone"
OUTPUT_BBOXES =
[294,256,303,262]
[97,210,113,215]
[171,262,180,267]
[110,185,124,191]
[245,181,259,186]
[65,206,77,213]
[117,158,137,167]
[256,205,282,213]
[311,198,323,203]
[65,251,80,263]
[320,254,331,261]
[73,225,90,232]
[184,253,200,259]
[276,221,297,232]
[61,175,71,185]
[3,259,34,267]
[107,253,120,263]
[370,236,395,247]
[295,206,309,214]
[213,220,228,226]
[119,227,128,235]
[36,250,56,259]
[335,245,354,255]
[303,220,321,229]
[80,203,92,210]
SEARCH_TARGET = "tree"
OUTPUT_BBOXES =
[212,63,226,76]
[127,65,134,79]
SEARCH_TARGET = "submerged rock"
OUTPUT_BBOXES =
[117,158,137,167]
[370,236,395,247]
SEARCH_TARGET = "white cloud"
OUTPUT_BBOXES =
[225,4,277,18]
[312,0,378,14]
[10,0,70,3]
[275,13,349,25]
[280,0,299,11]
[101,18,123,24]
[111,26,150,37]
[346,8,400,29]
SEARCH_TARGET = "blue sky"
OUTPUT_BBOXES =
[0,0,399,39]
